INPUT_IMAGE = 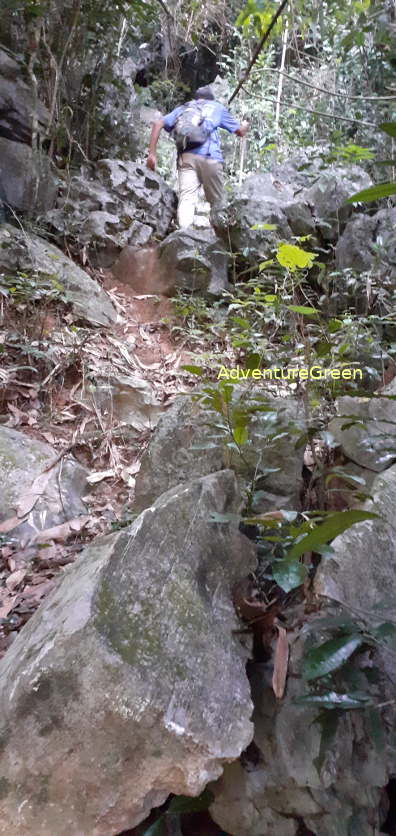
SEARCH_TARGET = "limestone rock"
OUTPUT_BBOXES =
[45,159,177,267]
[134,391,305,512]
[336,207,396,275]
[0,224,117,327]
[134,398,223,511]
[212,164,371,262]
[299,164,371,243]
[0,470,256,835]
[210,605,391,836]
[212,174,294,263]
[157,228,230,296]
[0,48,57,212]
[76,372,163,433]
[328,382,396,471]
[0,138,58,213]
[314,463,396,620]
[0,47,49,143]
[0,426,87,540]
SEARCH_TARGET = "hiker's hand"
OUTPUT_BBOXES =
[239,121,249,137]
[146,153,157,171]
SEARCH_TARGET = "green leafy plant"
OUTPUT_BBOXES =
[323,143,374,164]
[275,242,318,273]
[347,122,396,202]
[246,509,378,593]
[293,613,396,772]
[0,271,66,305]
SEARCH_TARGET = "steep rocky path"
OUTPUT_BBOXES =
[0,276,193,658]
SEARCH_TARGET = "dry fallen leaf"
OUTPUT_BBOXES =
[0,595,17,619]
[29,515,91,544]
[0,515,22,534]
[42,431,56,444]
[6,568,27,592]
[22,580,55,602]
[7,403,27,426]
[86,469,115,484]
[272,622,289,700]
[1,546,13,560]
[16,465,56,518]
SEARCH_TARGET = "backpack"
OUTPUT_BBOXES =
[172,101,212,153]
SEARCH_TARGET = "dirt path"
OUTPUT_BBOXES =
[0,278,192,657]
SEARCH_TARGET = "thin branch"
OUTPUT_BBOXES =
[26,16,43,212]
[252,66,396,101]
[155,0,175,21]
[275,20,288,133]
[242,86,376,127]
[42,0,81,157]
[229,0,289,104]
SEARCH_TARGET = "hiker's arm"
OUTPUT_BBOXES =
[146,118,164,170]
[220,107,249,138]
[235,121,249,138]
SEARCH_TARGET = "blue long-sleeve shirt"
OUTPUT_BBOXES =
[162,99,240,163]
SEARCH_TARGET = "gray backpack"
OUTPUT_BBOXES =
[172,101,212,153]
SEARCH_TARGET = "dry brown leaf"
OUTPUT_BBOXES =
[86,469,115,484]
[272,623,289,699]
[127,461,141,475]
[0,515,22,534]
[22,580,55,601]
[16,465,55,518]
[252,511,286,522]
[8,403,26,423]
[42,431,56,444]
[6,568,27,592]
[1,546,13,560]
[0,595,17,618]
[30,515,91,544]
[26,388,39,399]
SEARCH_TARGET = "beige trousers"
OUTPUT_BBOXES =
[177,152,224,228]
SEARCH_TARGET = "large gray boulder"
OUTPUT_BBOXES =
[0,46,49,144]
[134,391,305,512]
[0,470,256,835]
[336,207,396,276]
[45,159,177,267]
[210,604,392,836]
[299,164,371,243]
[0,224,117,327]
[0,48,57,212]
[314,463,396,621]
[158,228,230,296]
[0,138,57,213]
[112,228,230,297]
[328,380,396,472]
[212,172,297,262]
[212,165,371,262]
[0,426,87,540]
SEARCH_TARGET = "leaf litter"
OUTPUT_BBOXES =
[0,283,191,658]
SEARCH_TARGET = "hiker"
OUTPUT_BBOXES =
[146,85,248,228]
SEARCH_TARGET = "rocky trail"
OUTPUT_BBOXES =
[2,154,396,835]
[0,274,194,658]
[2,13,396,835]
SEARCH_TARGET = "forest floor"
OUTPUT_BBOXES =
[0,278,193,658]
